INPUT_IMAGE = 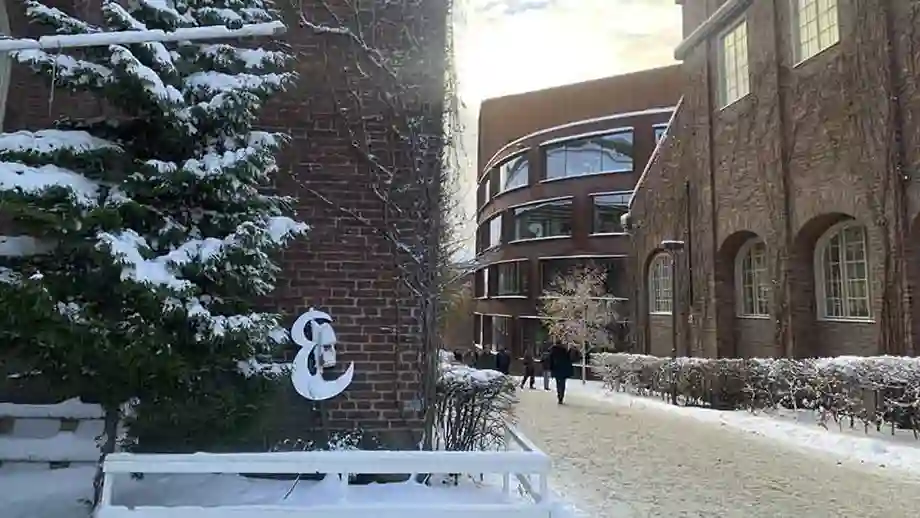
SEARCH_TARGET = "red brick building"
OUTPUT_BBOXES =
[473,66,682,361]
[0,0,448,447]
[631,0,920,359]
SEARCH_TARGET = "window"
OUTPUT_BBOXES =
[492,316,511,350]
[513,199,573,240]
[794,0,839,63]
[544,130,634,180]
[488,215,502,248]
[654,124,668,143]
[496,261,529,296]
[736,240,769,317]
[474,314,483,346]
[539,257,626,297]
[482,266,490,297]
[480,176,492,206]
[719,20,749,107]
[592,192,631,234]
[816,222,870,320]
[648,253,673,314]
[498,154,529,192]
[521,319,550,356]
[474,268,485,297]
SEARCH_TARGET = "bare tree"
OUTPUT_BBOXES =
[539,266,622,383]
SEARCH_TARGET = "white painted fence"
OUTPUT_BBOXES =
[95,430,554,518]
[0,398,104,469]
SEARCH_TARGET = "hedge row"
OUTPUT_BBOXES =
[590,353,920,436]
[435,350,517,451]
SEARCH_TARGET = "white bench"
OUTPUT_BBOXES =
[95,446,553,518]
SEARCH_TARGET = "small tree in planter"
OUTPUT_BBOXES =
[539,266,622,383]
[0,0,303,504]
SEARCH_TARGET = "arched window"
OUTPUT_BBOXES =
[815,221,870,319]
[648,253,672,315]
[735,239,769,316]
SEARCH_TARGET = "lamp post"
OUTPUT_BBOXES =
[660,239,685,406]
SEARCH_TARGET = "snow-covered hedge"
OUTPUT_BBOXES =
[435,350,517,451]
[591,353,920,434]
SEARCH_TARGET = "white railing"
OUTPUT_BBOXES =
[95,439,554,518]
[504,424,550,502]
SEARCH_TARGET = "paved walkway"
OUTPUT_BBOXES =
[515,385,920,518]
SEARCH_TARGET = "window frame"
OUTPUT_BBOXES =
[541,128,635,182]
[792,0,840,66]
[648,253,673,315]
[718,18,750,109]
[487,213,502,250]
[590,191,632,236]
[510,197,574,242]
[814,221,872,322]
[497,152,530,194]
[653,123,669,144]
[495,260,529,297]
[734,239,770,318]
[0,1,10,129]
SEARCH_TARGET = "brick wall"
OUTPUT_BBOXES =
[633,0,920,359]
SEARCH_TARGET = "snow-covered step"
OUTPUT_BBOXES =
[0,398,104,420]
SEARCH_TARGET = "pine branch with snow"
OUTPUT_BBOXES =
[0,0,304,462]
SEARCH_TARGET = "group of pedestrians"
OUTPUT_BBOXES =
[515,344,575,405]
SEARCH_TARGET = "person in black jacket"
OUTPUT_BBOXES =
[539,347,551,391]
[519,352,536,389]
[548,343,574,404]
[494,348,511,374]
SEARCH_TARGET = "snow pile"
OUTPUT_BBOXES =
[436,350,517,452]
[591,353,920,437]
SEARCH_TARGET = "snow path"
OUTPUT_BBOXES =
[515,385,920,518]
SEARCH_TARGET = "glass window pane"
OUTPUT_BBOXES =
[513,200,573,240]
[592,193,631,234]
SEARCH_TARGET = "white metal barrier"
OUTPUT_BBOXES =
[95,444,554,518]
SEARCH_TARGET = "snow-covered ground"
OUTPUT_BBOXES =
[514,379,920,518]
[2,464,570,518]
[569,380,920,477]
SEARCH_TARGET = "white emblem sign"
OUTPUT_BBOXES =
[290,308,355,401]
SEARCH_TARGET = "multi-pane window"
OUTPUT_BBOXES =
[498,154,529,192]
[720,20,749,107]
[513,199,573,240]
[592,192,631,234]
[539,257,626,296]
[496,261,529,296]
[648,253,673,314]
[794,0,839,63]
[488,214,502,248]
[492,316,511,350]
[818,223,870,319]
[654,125,668,143]
[480,176,492,206]
[544,130,634,180]
[737,240,769,316]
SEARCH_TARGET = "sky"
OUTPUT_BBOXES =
[451,0,683,259]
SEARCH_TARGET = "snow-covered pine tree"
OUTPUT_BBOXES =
[0,0,304,464]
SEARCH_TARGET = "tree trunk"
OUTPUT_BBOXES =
[92,404,120,509]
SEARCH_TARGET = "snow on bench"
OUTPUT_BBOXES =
[96,447,553,518]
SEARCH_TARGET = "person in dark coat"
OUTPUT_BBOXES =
[519,352,536,389]
[494,348,511,374]
[539,347,551,391]
[548,343,574,404]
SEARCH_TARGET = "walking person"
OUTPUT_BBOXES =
[540,347,551,391]
[548,343,574,404]
[519,351,536,389]
[495,347,511,375]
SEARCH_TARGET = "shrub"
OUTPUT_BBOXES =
[590,353,920,436]
[435,350,517,451]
